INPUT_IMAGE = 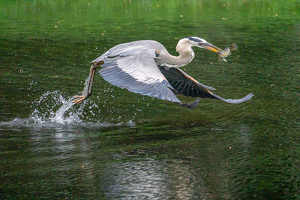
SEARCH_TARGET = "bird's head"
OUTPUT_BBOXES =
[176,37,221,53]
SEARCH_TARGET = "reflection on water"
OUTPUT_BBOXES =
[106,159,170,199]
[1,120,257,199]
[105,158,208,199]
[1,122,253,199]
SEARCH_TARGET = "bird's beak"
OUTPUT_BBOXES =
[199,42,222,53]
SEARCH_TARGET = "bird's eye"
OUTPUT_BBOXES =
[155,49,160,57]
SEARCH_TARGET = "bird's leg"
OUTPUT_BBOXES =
[72,61,104,105]
[178,98,201,109]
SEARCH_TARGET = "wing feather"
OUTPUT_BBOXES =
[159,66,254,103]
[97,46,180,103]
[90,40,253,105]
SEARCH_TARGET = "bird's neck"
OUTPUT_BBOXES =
[164,49,195,68]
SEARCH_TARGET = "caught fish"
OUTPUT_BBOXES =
[217,43,238,62]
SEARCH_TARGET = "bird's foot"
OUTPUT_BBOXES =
[72,95,88,105]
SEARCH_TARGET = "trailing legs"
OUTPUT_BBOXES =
[72,61,104,105]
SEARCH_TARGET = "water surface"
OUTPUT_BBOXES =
[1,1,299,199]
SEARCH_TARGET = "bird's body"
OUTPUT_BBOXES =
[73,37,253,108]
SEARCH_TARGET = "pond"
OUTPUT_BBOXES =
[1,0,299,199]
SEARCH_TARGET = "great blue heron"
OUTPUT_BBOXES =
[73,37,253,108]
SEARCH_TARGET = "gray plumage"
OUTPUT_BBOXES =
[73,37,254,108]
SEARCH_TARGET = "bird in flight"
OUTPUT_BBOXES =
[73,37,253,108]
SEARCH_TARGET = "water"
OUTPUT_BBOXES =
[1,1,299,199]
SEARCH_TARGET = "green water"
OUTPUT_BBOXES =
[0,0,299,199]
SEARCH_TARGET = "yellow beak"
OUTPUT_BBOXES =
[201,42,222,53]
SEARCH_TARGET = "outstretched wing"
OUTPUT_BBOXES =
[96,46,180,103]
[159,67,254,103]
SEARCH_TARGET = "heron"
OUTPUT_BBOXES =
[73,37,253,108]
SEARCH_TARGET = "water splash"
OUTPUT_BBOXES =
[29,90,83,124]
[1,78,136,128]
[53,97,78,123]
[29,77,92,125]
[1,90,135,128]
